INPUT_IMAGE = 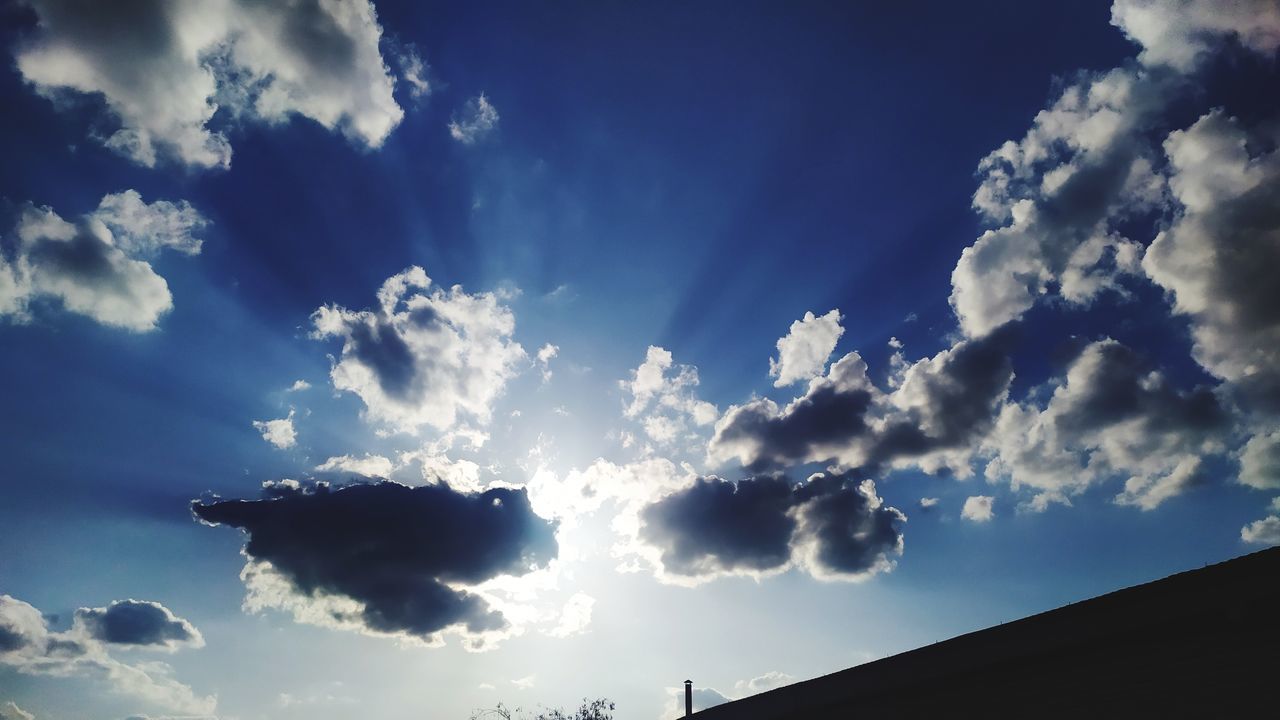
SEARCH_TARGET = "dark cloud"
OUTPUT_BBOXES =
[640,472,904,581]
[793,474,906,577]
[719,387,875,473]
[710,330,1014,476]
[192,480,558,641]
[75,600,201,649]
[641,475,796,575]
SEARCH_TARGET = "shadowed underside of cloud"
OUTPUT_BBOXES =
[709,328,1015,477]
[76,600,203,650]
[0,594,212,715]
[985,338,1230,510]
[192,479,558,645]
[640,471,904,582]
[310,266,526,434]
[13,0,406,168]
[0,190,206,331]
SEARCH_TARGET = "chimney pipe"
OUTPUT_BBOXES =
[685,680,693,717]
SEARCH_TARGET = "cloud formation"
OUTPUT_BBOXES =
[961,495,995,523]
[639,471,904,583]
[311,266,526,434]
[252,410,297,449]
[449,93,499,144]
[0,594,212,715]
[709,330,1013,476]
[769,309,844,387]
[13,0,404,168]
[0,191,206,331]
[192,479,557,648]
[75,600,204,651]
[983,339,1228,510]
[622,346,718,448]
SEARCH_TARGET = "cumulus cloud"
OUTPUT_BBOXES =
[192,479,557,648]
[449,93,499,144]
[709,330,1013,477]
[952,0,1280,339]
[1111,0,1280,72]
[0,191,207,331]
[733,671,794,696]
[1241,515,1280,545]
[1239,429,1280,491]
[75,600,204,651]
[769,309,844,387]
[638,471,904,583]
[621,346,718,448]
[951,66,1163,337]
[983,339,1228,510]
[287,379,311,392]
[961,495,995,523]
[311,266,526,434]
[252,410,297,449]
[13,0,405,168]
[0,594,213,715]
[1142,111,1280,414]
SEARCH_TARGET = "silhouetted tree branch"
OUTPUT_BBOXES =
[470,698,615,720]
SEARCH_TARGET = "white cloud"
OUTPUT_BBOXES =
[621,346,717,448]
[961,495,995,523]
[536,343,559,383]
[0,595,214,716]
[315,453,393,478]
[1239,429,1280,491]
[1241,515,1280,546]
[919,497,940,508]
[1111,0,1280,72]
[311,266,526,434]
[733,671,794,697]
[395,45,432,100]
[952,66,1162,337]
[253,410,297,449]
[287,379,311,392]
[511,675,536,690]
[769,309,844,387]
[0,191,206,331]
[449,93,499,145]
[13,0,405,169]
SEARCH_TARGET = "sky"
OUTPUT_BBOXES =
[1,1,1279,719]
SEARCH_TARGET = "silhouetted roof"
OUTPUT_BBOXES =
[687,547,1280,719]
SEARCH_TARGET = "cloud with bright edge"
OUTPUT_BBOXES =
[0,191,206,331]
[0,594,213,715]
[13,0,405,169]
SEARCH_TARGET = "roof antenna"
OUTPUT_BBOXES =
[685,679,693,717]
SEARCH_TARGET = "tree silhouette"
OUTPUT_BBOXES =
[470,698,615,720]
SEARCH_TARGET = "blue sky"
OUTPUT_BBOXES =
[2,1,1279,719]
